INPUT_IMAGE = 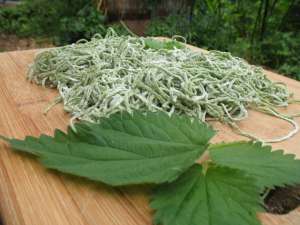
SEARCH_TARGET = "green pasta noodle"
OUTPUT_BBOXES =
[28,29,298,143]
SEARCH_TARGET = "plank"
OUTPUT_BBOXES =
[0,47,299,225]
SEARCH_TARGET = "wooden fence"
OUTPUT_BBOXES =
[99,0,193,20]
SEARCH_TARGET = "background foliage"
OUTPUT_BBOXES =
[0,0,127,45]
[0,0,299,79]
[146,0,300,80]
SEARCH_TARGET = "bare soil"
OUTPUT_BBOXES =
[123,19,149,36]
[0,34,53,52]
[264,185,300,214]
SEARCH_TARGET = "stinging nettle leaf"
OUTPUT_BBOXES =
[144,38,184,50]
[1,112,215,186]
[151,164,262,225]
[209,141,300,189]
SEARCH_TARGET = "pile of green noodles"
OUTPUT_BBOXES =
[28,29,298,143]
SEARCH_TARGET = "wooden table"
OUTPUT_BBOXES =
[0,48,300,225]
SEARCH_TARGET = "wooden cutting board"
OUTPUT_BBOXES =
[0,46,300,225]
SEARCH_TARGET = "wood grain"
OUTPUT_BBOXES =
[0,46,299,225]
